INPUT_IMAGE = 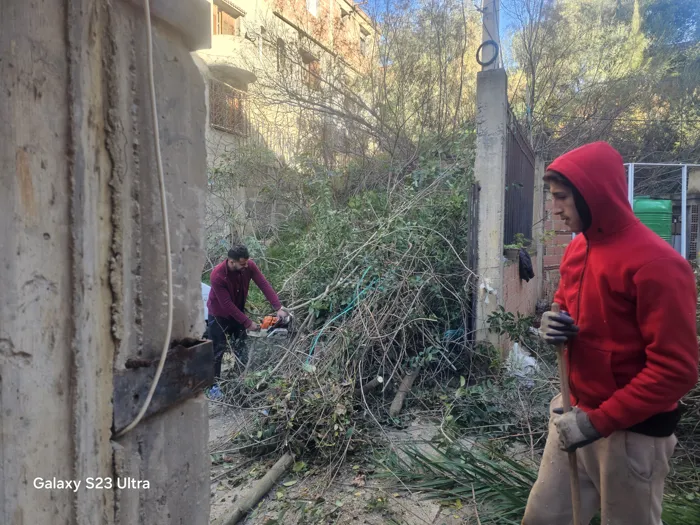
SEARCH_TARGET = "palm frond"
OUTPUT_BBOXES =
[381,442,534,524]
[383,440,700,525]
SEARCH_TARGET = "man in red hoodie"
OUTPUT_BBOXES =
[207,244,288,379]
[523,142,698,524]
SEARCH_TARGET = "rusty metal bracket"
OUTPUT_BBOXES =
[113,338,214,434]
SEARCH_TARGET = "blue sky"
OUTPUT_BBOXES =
[360,0,517,45]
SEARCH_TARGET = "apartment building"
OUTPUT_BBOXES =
[195,0,375,156]
[194,0,376,244]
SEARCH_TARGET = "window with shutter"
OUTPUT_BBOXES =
[217,11,240,36]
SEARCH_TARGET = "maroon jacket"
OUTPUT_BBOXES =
[207,260,282,328]
[551,142,698,437]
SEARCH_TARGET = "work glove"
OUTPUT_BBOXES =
[276,308,290,321]
[552,406,601,452]
[539,310,579,345]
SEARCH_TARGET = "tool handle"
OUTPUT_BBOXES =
[567,454,582,525]
[551,302,581,525]
[551,303,573,413]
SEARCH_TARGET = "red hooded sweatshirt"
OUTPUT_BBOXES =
[207,259,282,329]
[549,142,698,437]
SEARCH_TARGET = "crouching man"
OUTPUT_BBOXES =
[207,244,289,381]
[523,142,698,524]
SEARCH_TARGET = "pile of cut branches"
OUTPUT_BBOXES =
[213,135,484,468]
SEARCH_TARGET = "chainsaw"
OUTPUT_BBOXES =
[246,310,293,339]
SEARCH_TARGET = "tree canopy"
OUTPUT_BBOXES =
[504,0,700,161]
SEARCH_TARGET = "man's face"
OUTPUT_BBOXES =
[227,258,249,272]
[549,179,584,233]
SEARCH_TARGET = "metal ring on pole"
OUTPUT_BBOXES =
[476,40,499,67]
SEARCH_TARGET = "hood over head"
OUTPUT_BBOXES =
[547,141,637,241]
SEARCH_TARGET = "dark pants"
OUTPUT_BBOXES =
[207,315,246,379]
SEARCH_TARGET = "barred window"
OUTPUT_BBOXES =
[209,79,247,135]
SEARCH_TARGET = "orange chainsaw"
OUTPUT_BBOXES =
[247,310,293,339]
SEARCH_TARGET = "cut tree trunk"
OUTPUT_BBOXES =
[389,368,420,418]
[354,377,382,397]
[218,452,295,525]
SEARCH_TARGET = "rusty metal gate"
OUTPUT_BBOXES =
[504,110,535,245]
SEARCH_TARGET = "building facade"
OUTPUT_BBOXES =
[194,0,377,248]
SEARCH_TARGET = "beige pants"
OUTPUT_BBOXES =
[522,394,677,525]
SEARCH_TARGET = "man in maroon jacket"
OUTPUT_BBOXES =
[207,244,288,379]
[523,142,698,524]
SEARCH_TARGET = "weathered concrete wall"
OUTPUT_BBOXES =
[1,2,77,522]
[474,69,508,342]
[0,1,211,523]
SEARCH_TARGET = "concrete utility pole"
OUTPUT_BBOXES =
[479,0,501,71]
[474,0,506,344]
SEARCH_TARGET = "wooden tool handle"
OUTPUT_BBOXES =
[551,302,581,525]
[551,303,573,413]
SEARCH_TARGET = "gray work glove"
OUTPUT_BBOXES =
[539,310,579,345]
[552,406,601,452]
[276,308,290,321]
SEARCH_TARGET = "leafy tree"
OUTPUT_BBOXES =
[505,0,700,162]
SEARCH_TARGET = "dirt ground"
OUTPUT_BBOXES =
[207,402,479,525]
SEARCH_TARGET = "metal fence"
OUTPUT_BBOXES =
[504,109,535,246]
[625,163,700,260]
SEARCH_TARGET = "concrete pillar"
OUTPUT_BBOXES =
[1,1,211,523]
[474,68,508,343]
[534,156,546,301]
[479,0,501,70]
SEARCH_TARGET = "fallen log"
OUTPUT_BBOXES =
[218,452,295,525]
[389,367,420,418]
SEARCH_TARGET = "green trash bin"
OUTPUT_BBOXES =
[633,196,672,242]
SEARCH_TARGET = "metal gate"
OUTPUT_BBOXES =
[504,109,535,245]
